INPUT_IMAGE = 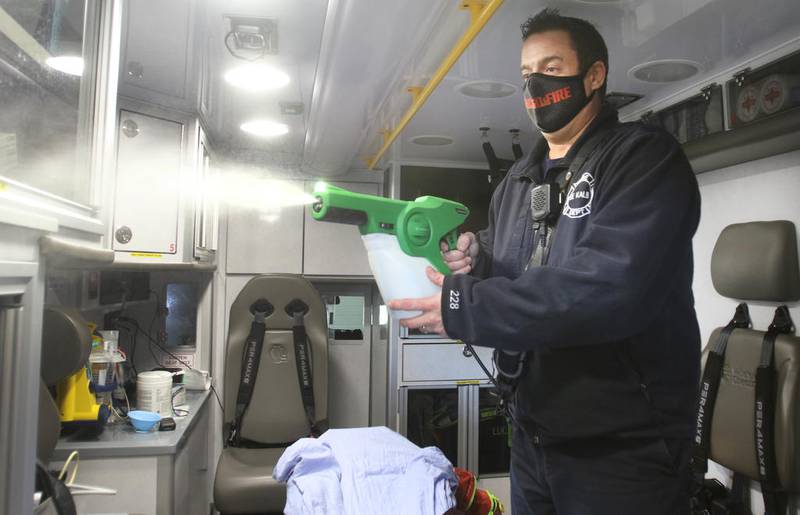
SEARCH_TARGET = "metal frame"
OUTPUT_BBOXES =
[366,0,505,169]
[398,383,468,468]
[0,263,45,515]
[92,0,124,242]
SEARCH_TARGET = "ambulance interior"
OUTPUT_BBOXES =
[1,0,800,513]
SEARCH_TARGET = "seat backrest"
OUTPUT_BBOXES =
[703,220,800,490]
[38,307,92,463]
[223,275,328,444]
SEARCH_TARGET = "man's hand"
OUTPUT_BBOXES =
[441,232,479,275]
[387,267,449,337]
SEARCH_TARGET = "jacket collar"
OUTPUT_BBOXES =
[511,102,619,182]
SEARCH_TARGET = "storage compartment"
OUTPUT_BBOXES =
[112,110,184,255]
[405,387,460,467]
[225,180,305,274]
[477,387,510,475]
[119,0,198,110]
[401,341,493,383]
[641,84,724,144]
[728,50,800,128]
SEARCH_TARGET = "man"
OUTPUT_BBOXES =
[388,8,701,515]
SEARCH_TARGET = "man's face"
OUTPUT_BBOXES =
[520,30,581,84]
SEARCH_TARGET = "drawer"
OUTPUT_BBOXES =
[401,341,494,383]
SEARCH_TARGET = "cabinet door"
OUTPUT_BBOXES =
[303,181,378,276]
[113,111,183,254]
[225,181,304,274]
[120,0,196,109]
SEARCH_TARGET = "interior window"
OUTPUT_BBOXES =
[165,282,197,348]
[325,295,365,341]
[0,0,93,204]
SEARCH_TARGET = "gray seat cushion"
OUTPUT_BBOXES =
[711,220,800,302]
[214,447,287,514]
[703,328,800,491]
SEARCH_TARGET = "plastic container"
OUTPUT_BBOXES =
[362,233,441,320]
[99,330,119,354]
[128,410,161,433]
[136,371,173,416]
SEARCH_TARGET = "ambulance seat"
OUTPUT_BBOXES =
[214,275,329,514]
[702,221,800,489]
[38,307,93,463]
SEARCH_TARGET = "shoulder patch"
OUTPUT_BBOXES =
[563,171,594,219]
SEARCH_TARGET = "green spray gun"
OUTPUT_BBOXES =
[310,183,469,275]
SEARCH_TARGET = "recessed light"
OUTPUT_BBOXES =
[628,59,702,83]
[46,56,84,76]
[456,80,518,99]
[240,120,289,138]
[224,64,290,92]
[409,135,454,146]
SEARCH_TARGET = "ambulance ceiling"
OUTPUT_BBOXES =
[203,0,800,174]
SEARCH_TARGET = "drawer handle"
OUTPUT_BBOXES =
[462,345,473,358]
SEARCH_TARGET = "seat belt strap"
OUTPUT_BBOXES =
[754,305,793,515]
[228,299,273,447]
[287,299,323,437]
[494,126,616,419]
[526,126,614,271]
[692,303,751,476]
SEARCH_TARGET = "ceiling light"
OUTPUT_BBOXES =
[456,80,517,99]
[409,135,454,146]
[628,59,702,83]
[46,56,84,76]
[240,120,289,138]
[224,64,290,92]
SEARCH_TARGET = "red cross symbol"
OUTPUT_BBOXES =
[764,84,781,106]
[741,94,756,112]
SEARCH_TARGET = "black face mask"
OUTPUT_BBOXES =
[524,72,595,133]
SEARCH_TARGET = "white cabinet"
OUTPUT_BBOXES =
[111,106,211,266]
[119,0,198,111]
[113,110,183,255]
[302,181,378,276]
[225,182,305,274]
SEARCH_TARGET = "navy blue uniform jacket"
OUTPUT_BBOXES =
[442,104,702,443]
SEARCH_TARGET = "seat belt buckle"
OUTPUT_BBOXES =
[227,425,239,446]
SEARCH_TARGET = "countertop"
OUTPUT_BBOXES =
[53,390,211,460]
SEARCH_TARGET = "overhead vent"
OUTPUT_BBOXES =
[629,59,702,83]
[605,91,644,109]
[410,135,454,146]
[456,80,518,99]
[280,101,304,116]
[224,16,278,59]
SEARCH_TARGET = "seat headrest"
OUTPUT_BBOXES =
[711,221,800,302]
[41,306,92,386]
